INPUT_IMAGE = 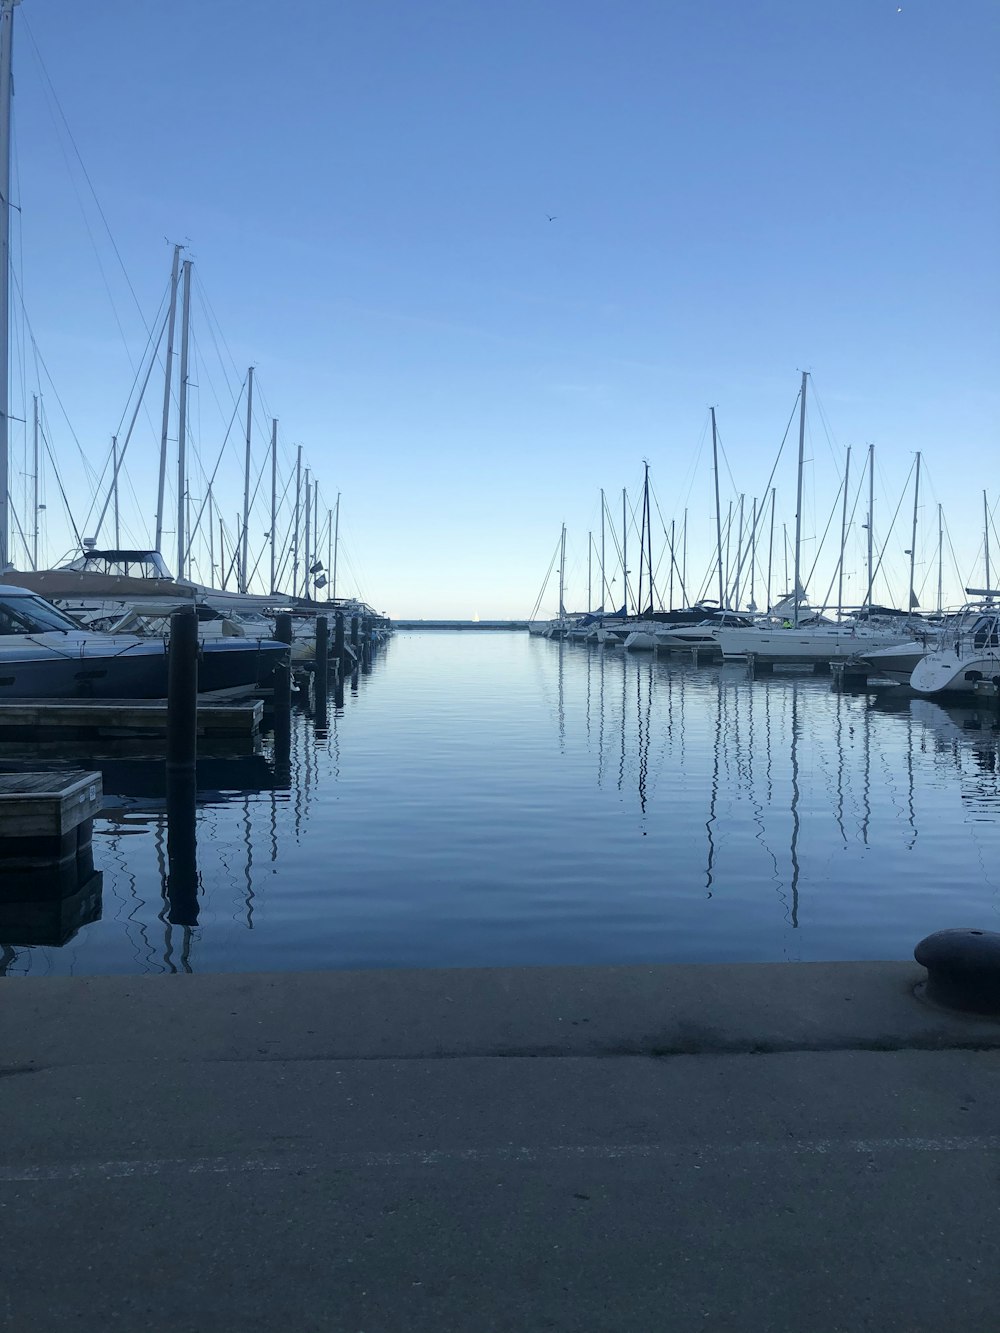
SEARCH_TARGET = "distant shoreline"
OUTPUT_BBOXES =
[393,620,528,630]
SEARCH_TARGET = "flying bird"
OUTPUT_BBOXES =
[546,214,557,222]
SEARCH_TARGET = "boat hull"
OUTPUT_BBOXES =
[910,652,1000,697]
[0,635,287,700]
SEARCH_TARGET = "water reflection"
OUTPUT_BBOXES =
[4,631,999,975]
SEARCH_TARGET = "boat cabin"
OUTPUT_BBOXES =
[61,549,174,581]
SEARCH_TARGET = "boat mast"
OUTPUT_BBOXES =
[711,407,723,609]
[175,258,192,580]
[269,418,278,594]
[587,530,592,614]
[864,443,875,609]
[907,451,921,613]
[767,487,775,612]
[984,490,991,598]
[155,243,181,554]
[599,488,605,611]
[292,445,302,597]
[331,490,340,600]
[240,365,254,593]
[638,462,649,615]
[31,392,38,569]
[837,446,851,620]
[0,0,17,571]
[937,503,943,615]
[621,488,628,615]
[303,468,311,601]
[682,508,688,607]
[112,435,120,547]
[313,482,319,590]
[558,522,566,626]
[792,371,808,626]
[326,507,332,600]
[734,493,745,610]
[749,498,756,611]
[669,518,675,611]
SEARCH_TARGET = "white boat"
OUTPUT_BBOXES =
[910,606,1000,697]
[716,619,917,665]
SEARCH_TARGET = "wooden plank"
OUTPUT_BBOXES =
[0,770,102,838]
[0,699,262,737]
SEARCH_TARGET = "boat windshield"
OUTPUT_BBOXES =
[0,595,82,634]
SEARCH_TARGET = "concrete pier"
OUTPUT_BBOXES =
[2,962,999,1332]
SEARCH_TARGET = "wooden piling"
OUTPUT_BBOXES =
[167,609,199,774]
[315,615,329,695]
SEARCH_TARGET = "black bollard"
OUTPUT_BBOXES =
[350,615,359,652]
[335,611,346,668]
[167,608,199,775]
[915,928,1000,1016]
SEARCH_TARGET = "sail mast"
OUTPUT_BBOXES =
[621,488,628,616]
[711,406,723,609]
[269,418,278,594]
[240,366,254,593]
[303,469,311,601]
[155,243,181,553]
[837,446,851,620]
[907,452,921,613]
[599,488,605,610]
[31,393,38,569]
[937,503,943,615]
[984,490,991,597]
[175,259,192,580]
[792,371,808,627]
[112,435,120,547]
[292,445,302,597]
[864,443,875,609]
[332,491,340,600]
[558,522,566,626]
[0,0,17,570]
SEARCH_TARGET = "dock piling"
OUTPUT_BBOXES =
[167,609,199,774]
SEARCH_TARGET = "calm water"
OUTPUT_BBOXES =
[3,631,999,976]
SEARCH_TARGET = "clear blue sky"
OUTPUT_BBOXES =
[8,0,999,616]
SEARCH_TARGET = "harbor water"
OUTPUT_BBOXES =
[3,630,999,976]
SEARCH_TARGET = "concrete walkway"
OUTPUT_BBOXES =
[2,963,999,1332]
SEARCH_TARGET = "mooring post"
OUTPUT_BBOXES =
[334,610,346,670]
[165,608,199,924]
[350,615,359,652]
[274,611,293,649]
[315,615,329,696]
[167,608,199,774]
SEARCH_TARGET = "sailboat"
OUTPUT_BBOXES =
[715,375,919,666]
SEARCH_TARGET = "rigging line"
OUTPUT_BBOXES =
[183,376,248,564]
[40,424,83,550]
[9,268,99,486]
[808,379,843,469]
[21,16,157,346]
[867,456,916,603]
[81,297,170,538]
[192,270,244,387]
[6,487,30,566]
[803,472,845,601]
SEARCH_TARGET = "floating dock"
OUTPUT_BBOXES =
[0,697,263,742]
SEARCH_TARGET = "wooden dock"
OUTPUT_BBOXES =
[0,698,263,742]
[0,770,103,840]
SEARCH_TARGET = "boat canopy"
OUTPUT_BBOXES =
[61,549,174,580]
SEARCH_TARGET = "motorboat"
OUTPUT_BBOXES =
[0,585,287,699]
[910,606,1000,697]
